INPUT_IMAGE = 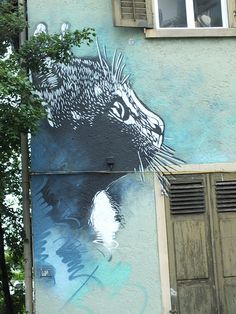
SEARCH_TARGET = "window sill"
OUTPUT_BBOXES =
[145,27,236,38]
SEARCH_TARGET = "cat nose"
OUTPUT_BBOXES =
[145,115,164,134]
[153,124,163,135]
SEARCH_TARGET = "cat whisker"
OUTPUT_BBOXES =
[96,41,130,86]
[150,155,176,174]
[147,155,175,188]
[138,151,145,182]
[103,45,108,60]
[121,74,130,85]
[117,64,125,83]
[162,143,175,154]
[148,158,163,174]
[115,53,123,79]
[156,150,184,166]
[149,162,170,194]
[96,40,108,77]
[112,49,118,78]
[159,146,184,161]
[153,153,178,169]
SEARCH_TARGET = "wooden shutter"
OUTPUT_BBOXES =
[211,173,236,313]
[112,0,153,28]
[169,178,205,214]
[165,174,218,314]
[228,0,236,28]
[215,178,236,212]
[165,172,236,313]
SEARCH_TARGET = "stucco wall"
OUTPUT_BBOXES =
[28,0,236,165]
[31,173,161,314]
[28,1,236,313]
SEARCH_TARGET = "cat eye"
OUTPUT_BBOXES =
[111,101,130,121]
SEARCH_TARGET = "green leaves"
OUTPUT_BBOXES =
[0,2,96,311]
[0,1,26,55]
[0,58,45,168]
[19,28,96,72]
[0,6,96,161]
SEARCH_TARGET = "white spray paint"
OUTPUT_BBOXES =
[89,190,120,249]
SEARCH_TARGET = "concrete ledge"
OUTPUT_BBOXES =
[145,27,236,38]
[162,162,236,174]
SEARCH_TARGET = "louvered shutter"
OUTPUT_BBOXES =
[169,175,206,214]
[211,172,236,312]
[215,179,236,212]
[165,172,236,313]
[165,174,217,314]
[112,0,153,28]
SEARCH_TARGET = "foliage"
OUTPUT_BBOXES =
[19,28,95,72]
[0,252,25,314]
[0,1,95,312]
[0,1,26,55]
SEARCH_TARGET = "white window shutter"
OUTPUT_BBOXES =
[112,0,153,28]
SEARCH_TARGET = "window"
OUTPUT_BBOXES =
[157,0,228,28]
[112,0,236,37]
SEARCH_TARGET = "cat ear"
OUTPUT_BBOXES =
[60,22,70,38]
[34,23,48,36]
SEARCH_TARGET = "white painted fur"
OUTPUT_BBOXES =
[89,190,120,249]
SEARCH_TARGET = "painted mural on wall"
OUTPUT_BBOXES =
[31,23,182,313]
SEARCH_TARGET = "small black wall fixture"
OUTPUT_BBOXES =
[106,157,115,171]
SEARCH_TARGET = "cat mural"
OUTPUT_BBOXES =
[31,23,183,308]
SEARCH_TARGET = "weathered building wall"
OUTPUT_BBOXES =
[28,0,236,313]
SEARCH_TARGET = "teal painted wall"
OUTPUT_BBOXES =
[28,0,236,165]
[32,174,161,314]
[28,1,236,313]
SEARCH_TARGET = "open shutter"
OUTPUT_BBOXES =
[228,0,236,28]
[112,0,153,28]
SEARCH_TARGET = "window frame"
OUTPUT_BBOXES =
[145,0,236,37]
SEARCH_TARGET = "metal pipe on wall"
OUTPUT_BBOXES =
[20,133,33,314]
[19,0,33,312]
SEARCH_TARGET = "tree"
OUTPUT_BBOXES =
[0,1,95,312]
